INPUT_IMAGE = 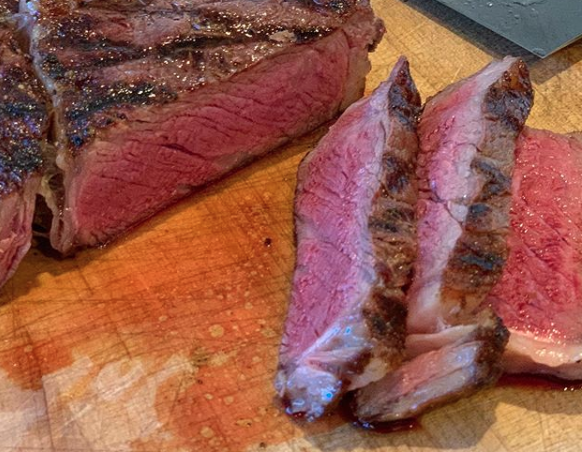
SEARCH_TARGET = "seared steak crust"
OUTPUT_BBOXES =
[353,58,532,424]
[441,61,533,323]
[0,14,49,285]
[488,129,582,379]
[277,58,420,420]
[30,0,371,151]
[354,311,508,423]
[0,24,48,194]
[410,57,533,332]
[0,0,16,15]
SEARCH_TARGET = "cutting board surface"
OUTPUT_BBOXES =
[2,1,582,451]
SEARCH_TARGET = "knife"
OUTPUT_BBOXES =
[433,0,582,57]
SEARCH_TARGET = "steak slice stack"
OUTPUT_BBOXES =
[24,0,384,254]
[0,5,48,286]
[276,57,421,420]
[488,128,582,380]
[353,57,534,423]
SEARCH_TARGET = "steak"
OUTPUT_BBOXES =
[276,57,421,420]
[353,57,533,422]
[488,128,582,380]
[23,0,384,254]
[354,312,507,423]
[0,8,48,286]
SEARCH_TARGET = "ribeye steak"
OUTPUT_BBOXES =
[353,57,533,422]
[488,128,582,380]
[277,57,421,420]
[24,0,384,254]
[0,7,48,286]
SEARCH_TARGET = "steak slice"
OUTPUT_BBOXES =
[487,128,582,380]
[24,0,384,254]
[353,57,533,422]
[0,12,48,286]
[354,312,507,423]
[276,57,421,420]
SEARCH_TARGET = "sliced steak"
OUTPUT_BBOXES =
[276,57,421,420]
[408,56,533,333]
[24,0,384,254]
[0,0,16,14]
[354,311,507,423]
[353,57,533,422]
[487,128,582,380]
[0,13,48,286]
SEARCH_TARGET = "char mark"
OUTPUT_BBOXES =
[388,60,421,129]
[485,60,533,132]
[369,207,415,234]
[43,8,335,74]
[293,0,357,14]
[382,155,415,194]
[446,234,507,291]
[65,82,177,149]
[365,293,407,343]
[0,140,43,189]
[472,158,511,200]
[0,101,46,121]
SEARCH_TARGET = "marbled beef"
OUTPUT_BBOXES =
[0,6,48,286]
[24,0,384,254]
[353,57,533,422]
[488,128,582,380]
[277,57,421,420]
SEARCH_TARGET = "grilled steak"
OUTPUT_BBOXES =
[0,0,16,14]
[488,128,582,380]
[276,57,421,420]
[0,10,48,286]
[354,312,506,423]
[23,0,384,254]
[353,57,533,422]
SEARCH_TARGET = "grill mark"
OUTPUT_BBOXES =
[472,158,511,200]
[369,207,415,234]
[485,60,533,132]
[364,293,407,343]
[365,59,419,373]
[297,0,356,14]
[466,203,491,231]
[0,102,47,120]
[42,27,326,74]
[41,54,67,80]
[441,59,533,318]
[388,64,422,129]
[41,7,334,74]
[65,82,177,149]
[445,232,508,294]
[0,141,44,189]
[0,25,49,193]
[457,249,505,273]
[382,155,415,194]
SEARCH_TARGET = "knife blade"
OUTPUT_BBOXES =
[433,0,582,57]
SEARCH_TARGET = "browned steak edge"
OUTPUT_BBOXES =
[441,59,533,322]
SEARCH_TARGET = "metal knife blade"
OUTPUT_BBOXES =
[434,0,582,57]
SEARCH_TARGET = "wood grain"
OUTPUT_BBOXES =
[1,1,582,451]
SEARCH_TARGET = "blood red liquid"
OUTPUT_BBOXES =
[337,395,420,434]
[354,418,419,433]
[498,373,582,391]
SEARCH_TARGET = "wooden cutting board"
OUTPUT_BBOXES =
[1,1,582,451]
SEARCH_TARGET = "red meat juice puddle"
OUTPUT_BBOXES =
[498,374,582,391]
[337,395,420,434]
